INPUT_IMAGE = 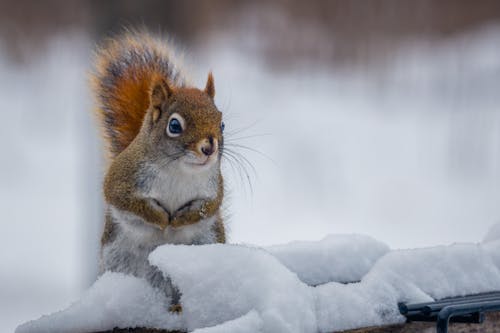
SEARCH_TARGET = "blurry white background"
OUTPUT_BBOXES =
[1,1,499,331]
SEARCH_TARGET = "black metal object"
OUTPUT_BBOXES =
[398,291,500,333]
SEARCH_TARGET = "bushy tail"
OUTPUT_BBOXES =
[91,31,187,158]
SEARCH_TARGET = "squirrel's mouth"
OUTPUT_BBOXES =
[188,160,209,166]
[182,153,218,170]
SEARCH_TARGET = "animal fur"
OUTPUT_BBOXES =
[91,31,226,305]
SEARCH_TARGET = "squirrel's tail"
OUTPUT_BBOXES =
[91,31,188,158]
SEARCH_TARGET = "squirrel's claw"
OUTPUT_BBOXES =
[168,303,182,313]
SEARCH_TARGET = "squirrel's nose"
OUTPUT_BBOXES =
[200,136,217,156]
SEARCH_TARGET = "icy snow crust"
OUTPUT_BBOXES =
[267,234,390,285]
[17,235,500,333]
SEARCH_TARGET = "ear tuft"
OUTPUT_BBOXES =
[150,78,173,111]
[204,72,215,99]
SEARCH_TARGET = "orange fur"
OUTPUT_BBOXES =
[91,32,187,158]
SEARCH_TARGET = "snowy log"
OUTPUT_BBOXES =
[91,312,500,333]
[94,330,173,333]
[16,234,500,333]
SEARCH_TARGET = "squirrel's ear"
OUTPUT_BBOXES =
[150,78,173,121]
[204,72,215,99]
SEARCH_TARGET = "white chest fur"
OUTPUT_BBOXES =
[100,161,220,275]
[146,161,219,213]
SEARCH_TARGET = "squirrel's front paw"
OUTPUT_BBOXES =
[177,199,206,214]
[149,199,170,230]
[170,199,207,228]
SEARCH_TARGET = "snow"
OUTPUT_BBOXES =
[484,240,500,269]
[16,272,184,333]
[149,244,317,333]
[482,224,500,268]
[366,243,500,299]
[316,242,500,332]
[17,235,500,333]
[483,222,500,243]
[267,234,389,285]
[191,310,263,333]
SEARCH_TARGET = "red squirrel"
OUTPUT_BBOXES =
[91,31,226,311]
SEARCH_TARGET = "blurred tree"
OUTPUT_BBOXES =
[1,0,500,66]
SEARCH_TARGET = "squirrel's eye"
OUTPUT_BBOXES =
[166,113,185,137]
[221,121,225,133]
[168,118,182,135]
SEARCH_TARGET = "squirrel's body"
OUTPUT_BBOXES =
[91,32,225,304]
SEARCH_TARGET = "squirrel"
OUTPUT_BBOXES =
[91,31,226,309]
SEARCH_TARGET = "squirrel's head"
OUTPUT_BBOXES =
[143,72,223,172]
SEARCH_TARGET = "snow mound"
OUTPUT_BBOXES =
[483,222,500,243]
[316,242,500,332]
[16,236,500,333]
[366,243,500,299]
[149,244,317,333]
[16,272,184,333]
[267,234,389,285]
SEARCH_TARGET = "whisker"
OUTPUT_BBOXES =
[221,149,254,195]
[221,153,239,179]
[224,142,275,164]
[158,151,184,169]
[224,119,262,137]
[224,133,272,141]
[222,153,248,192]
[224,148,257,180]
[222,154,247,193]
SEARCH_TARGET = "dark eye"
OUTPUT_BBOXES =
[166,113,185,137]
[169,118,182,133]
[168,118,183,136]
[221,121,225,133]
